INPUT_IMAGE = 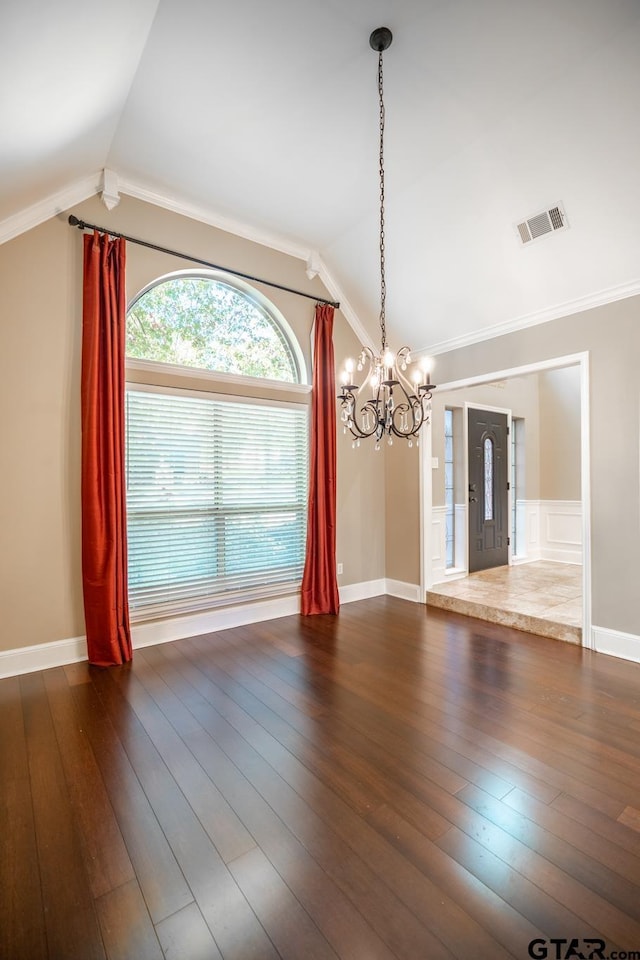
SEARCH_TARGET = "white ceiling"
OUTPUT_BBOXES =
[2,0,640,354]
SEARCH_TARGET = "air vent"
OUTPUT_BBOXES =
[516,204,568,245]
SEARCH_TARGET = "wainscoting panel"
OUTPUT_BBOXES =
[432,498,582,581]
[539,500,582,563]
[525,501,541,561]
[431,506,447,583]
[515,499,582,565]
[454,503,466,571]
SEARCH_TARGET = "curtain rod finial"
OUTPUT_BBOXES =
[68,214,82,228]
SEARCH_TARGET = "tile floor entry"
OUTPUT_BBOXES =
[426,560,582,643]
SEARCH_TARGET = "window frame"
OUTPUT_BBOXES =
[125,382,309,620]
[126,268,309,388]
[124,269,311,621]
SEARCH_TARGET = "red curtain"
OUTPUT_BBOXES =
[81,231,132,665]
[301,304,340,615]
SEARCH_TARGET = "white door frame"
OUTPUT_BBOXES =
[419,351,592,649]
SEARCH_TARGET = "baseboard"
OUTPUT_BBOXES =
[541,547,583,564]
[0,635,88,679]
[592,625,640,664]
[0,579,392,678]
[339,579,386,604]
[8,593,631,676]
[135,579,392,646]
[384,579,422,602]
[132,594,302,650]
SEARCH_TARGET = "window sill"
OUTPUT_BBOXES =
[126,358,311,395]
[129,581,302,624]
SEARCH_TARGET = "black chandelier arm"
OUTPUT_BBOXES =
[389,377,421,416]
[393,349,427,399]
[339,375,436,441]
[389,399,426,438]
[355,347,378,392]
[349,407,379,439]
[338,390,380,438]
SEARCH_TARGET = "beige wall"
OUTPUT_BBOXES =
[3,190,635,649]
[386,295,640,637]
[0,195,384,653]
[334,323,386,588]
[384,439,421,586]
[538,365,581,501]
[0,213,84,652]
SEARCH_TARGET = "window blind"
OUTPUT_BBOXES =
[125,388,308,614]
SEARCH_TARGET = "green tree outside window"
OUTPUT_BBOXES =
[127,276,298,382]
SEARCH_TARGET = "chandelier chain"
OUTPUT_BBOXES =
[337,27,436,447]
[378,50,387,352]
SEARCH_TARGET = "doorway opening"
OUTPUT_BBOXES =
[420,352,590,648]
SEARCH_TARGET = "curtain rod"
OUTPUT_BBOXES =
[67,215,340,309]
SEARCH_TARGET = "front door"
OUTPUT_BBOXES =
[468,408,509,573]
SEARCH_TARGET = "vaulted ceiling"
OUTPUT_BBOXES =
[2,0,640,354]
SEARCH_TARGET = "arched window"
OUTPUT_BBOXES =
[127,273,304,382]
[124,272,309,617]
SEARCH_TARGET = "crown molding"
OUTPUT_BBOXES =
[0,169,371,349]
[117,177,375,347]
[8,173,636,361]
[424,278,640,357]
[0,172,102,245]
[316,258,376,351]
[119,175,313,263]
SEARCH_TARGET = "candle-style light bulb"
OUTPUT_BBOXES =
[345,357,355,374]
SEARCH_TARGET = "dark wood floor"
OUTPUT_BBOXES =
[3,598,640,960]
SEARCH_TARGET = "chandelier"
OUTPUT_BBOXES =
[338,27,435,450]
